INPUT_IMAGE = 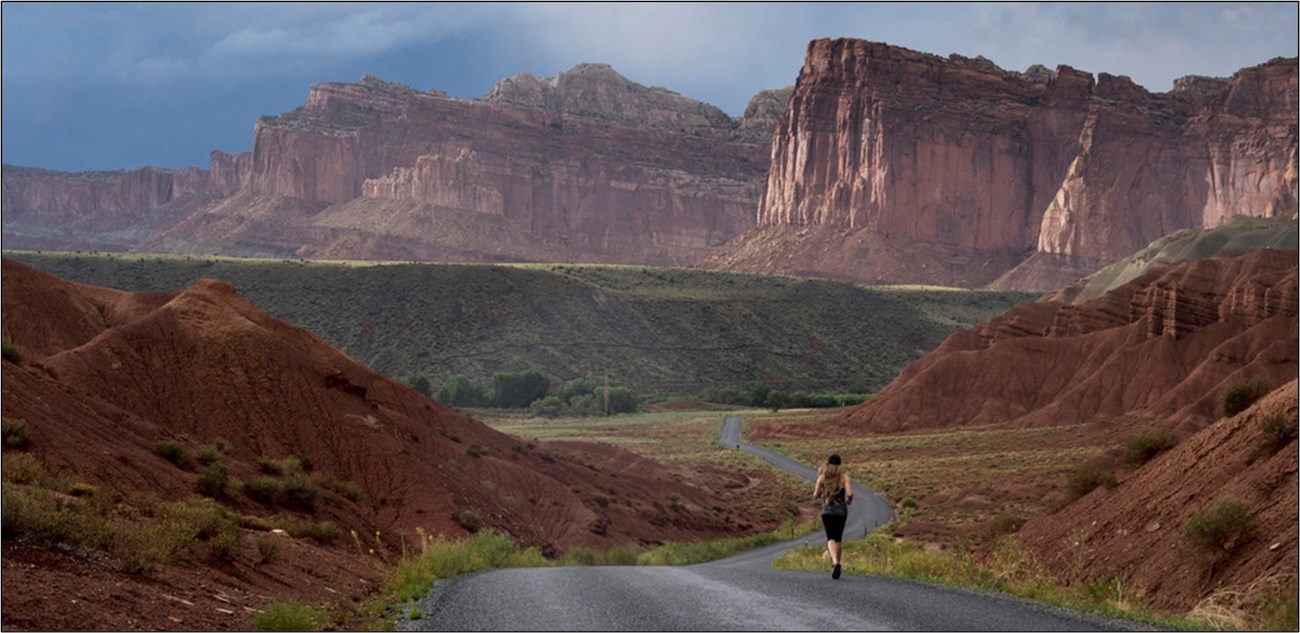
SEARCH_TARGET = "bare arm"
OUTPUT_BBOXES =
[811,473,825,501]
[844,475,854,504]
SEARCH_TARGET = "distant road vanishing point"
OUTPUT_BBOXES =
[404,416,1142,631]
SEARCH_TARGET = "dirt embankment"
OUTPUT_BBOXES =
[0,258,765,629]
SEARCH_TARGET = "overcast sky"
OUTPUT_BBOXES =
[2,2,1296,172]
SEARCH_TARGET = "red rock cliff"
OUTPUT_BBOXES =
[710,39,1297,289]
[1,157,247,250]
[239,68,769,263]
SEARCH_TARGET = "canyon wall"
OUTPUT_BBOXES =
[707,38,1297,289]
[4,68,776,265]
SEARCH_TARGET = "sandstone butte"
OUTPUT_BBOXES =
[0,257,778,629]
[702,38,1299,290]
[1,66,787,266]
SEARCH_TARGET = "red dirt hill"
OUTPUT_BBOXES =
[1018,381,1298,620]
[0,258,755,629]
[766,249,1296,437]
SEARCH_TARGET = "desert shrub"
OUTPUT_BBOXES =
[900,498,919,509]
[435,374,485,407]
[1247,409,1299,464]
[160,497,238,542]
[239,514,275,531]
[245,477,282,505]
[3,418,31,450]
[529,395,566,419]
[278,475,318,510]
[253,599,326,632]
[115,517,194,573]
[1066,465,1117,501]
[2,342,26,364]
[196,462,229,498]
[257,456,284,475]
[564,546,638,566]
[452,509,482,533]
[195,444,222,466]
[272,515,340,544]
[1184,497,1252,554]
[1,453,43,485]
[153,440,192,469]
[255,536,279,565]
[1221,377,1272,417]
[315,473,362,502]
[489,371,550,409]
[1122,429,1179,467]
[466,444,488,458]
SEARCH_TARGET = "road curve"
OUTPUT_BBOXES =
[405,416,1146,631]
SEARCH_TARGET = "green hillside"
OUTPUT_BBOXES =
[5,253,1034,399]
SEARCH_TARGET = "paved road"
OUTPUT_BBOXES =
[405,416,1146,631]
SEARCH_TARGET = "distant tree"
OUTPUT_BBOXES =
[745,381,771,408]
[436,374,484,407]
[604,386,638,414]
[567,394,600,416]
[557,377,601,404]
[765,390,789,412]
[403,375,432,397]
[489,371,550,409]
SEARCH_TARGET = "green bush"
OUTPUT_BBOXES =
[3,418,31,450]
[403,374,432,397]
[1066,465,1116,501]
[436,374,485,407]
[278,475,318,510]
[1184,497,1252,555]
[744,381,771,408]
[529,395,566,419]
[245,477,282,505]
[452,509,482,533]
[255,537,279,565]
[1221,378,1272,417]
[1247,409,1299,464]
[152,440,192,469]
[315,473,362,502]
[489,371,550,408]
[1121,429,1179,467]
[253,600,326,632]
[466,444,488,458]
[2,342,26,364]
[900,498,919,509]
[603,386,638,414]
[195,444,222,467]
[196,462,229,498]
[764,390,789,412]
[557,377,601,404]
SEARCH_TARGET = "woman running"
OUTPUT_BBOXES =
[812,453,853,579]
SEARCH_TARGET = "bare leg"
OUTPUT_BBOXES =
[827,539,842,565]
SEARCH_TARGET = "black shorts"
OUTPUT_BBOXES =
[822,512,847,542]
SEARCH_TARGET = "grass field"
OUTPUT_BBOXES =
[478,408,813,528]
[746,410,1117,533]
[6,251,1034,400]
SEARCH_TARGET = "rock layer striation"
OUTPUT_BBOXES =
[3,68,781,265]
[705,39,1298,289]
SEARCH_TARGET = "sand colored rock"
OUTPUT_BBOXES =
[706,39,1298,289]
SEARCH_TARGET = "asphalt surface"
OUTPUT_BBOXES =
[404,416,1148,631]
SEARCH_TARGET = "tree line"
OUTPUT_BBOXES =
[403,372,637,417]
